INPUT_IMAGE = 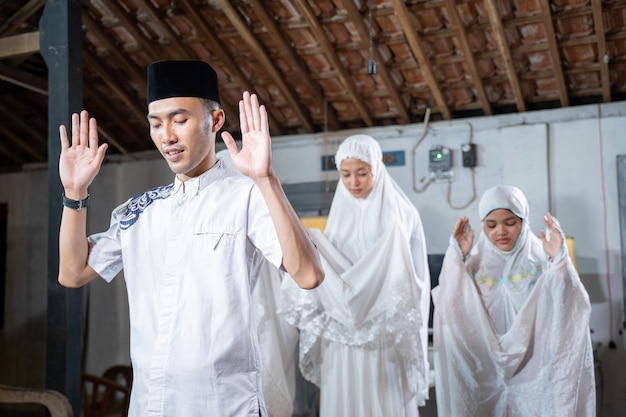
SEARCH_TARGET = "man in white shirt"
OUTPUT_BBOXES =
[57,60,324,417]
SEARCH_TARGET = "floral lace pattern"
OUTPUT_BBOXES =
[279,278,424,399]
[120,184,174,230]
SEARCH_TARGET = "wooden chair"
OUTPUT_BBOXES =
[0,383,73,417]
[81,365,132,417]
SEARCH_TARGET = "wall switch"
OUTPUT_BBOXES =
[461,143,477,167]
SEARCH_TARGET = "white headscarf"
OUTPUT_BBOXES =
[433,185,595,416]
[325,134,423,266]
[467,184,546,334]
[321,133,431,405]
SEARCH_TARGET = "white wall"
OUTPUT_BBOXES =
[269,102,626,348]
[0,102,625,405]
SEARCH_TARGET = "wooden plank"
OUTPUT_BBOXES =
[483,0,526,112]
[292,0,375,126]
[538,0,570,107]
[178,0,283,134]
[340,0,411,124]
[388,0,452,119]
[0,0,46,37]
[216,0,316,132]
[591,0,611,102]
[0,31,40,59]
[444,0,492,115]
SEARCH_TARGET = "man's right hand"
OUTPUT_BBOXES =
[59,110,108,198]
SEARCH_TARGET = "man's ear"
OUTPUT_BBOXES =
[212,109,226,132]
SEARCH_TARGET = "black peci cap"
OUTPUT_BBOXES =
[147,60,221,105]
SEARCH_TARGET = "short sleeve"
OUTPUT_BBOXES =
[87,201,127,282]
[246,186,283,270]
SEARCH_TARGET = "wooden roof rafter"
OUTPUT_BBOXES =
[0,100,46,161]
[340,0,411,124]
[443,0,492,115]
[538,0,569,107]
[215,0,316,132]
[246,0,341,130]
[590,0,611,102]
[483,0,526,112]
[0,127,27,164]
[132,0,200,62]
[389,0,452,119]
[292,0,375,126]
[98,0,162,62]
[83,83,140,155]
[0,0,46,37]
[178,0,282,134]
[82,11,147,97]
[1,0,625,174]
[83,51,147,136]
[0,62,47,95]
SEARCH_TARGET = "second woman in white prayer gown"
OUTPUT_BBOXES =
[432,185,595,417]
[280,134,431,417]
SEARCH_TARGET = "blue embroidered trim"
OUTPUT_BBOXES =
[120,183,174,230]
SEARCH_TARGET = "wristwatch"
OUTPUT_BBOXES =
[62,193,90,210]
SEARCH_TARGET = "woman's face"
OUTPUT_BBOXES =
[483,209,522,251]
[339,158,374,199]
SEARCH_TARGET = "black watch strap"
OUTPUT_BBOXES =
[62,193,90,210]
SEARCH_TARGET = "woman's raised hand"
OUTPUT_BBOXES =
[453,216,474,259]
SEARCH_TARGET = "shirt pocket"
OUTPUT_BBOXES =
[193,231,234,250]
[188,231,237,277]
[192,231,236,253]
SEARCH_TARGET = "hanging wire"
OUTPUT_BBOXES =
[447,122,477,210]
[368,0,377,74]
[411,108,432,193]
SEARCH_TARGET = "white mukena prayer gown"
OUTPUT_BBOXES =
[280,134,430,417]
[432,185,595,417]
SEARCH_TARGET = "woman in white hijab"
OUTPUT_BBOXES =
[281,134,431,416]
[432,185,595,417]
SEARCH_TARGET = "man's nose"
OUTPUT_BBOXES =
[161,123,177,144]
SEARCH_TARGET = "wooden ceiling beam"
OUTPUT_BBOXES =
[483,0,526,112]
[96,0,161,61]
[388,0,451,119]
[538,0,569,107]
[340,0,411,124]
[0,0,46,37]
[82,83,145,154]
[83,50,147,129]
[292,0,375,126]
[591,0,611,102]
[81,12,147,97]
[246,0,341,131]
[0,128,29,164]
[0,118,46,162]
[0,31,39,59]
[0,96,47,151]
[444,0,492,115]
[132,0,198,60]
[97,126,132,155]
[0,62,47,94]
[177,0,282,135]
[215,0,315,132]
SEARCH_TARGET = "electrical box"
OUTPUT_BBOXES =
[429,146,452,171]
[428,145,453,182]
[461,143,477,167]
